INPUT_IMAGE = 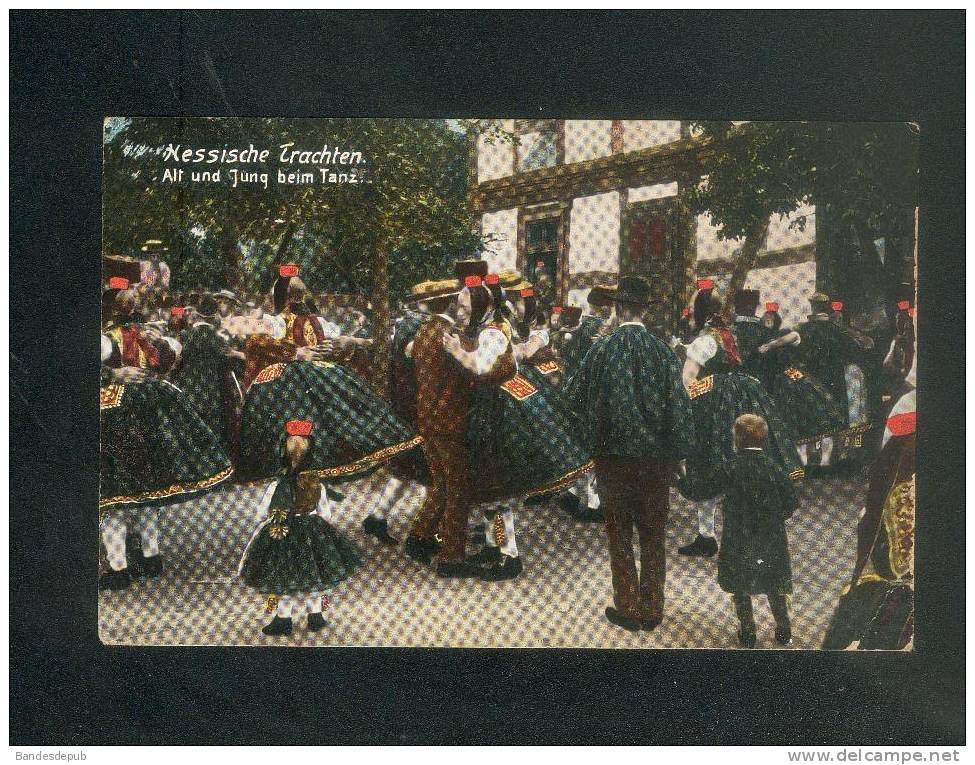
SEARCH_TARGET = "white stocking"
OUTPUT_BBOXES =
[133,509,161,557]
[697,498,718,539]
[797,443,809,466]
[275,596,294,619]
[498,502,519,558]
[100,512,128,571]
[821,436,835,466]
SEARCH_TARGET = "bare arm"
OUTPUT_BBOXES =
[758,330,800,354]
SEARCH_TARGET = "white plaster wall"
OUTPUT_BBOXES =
[566,287,591,310]
[564,120,612,163]
[477,119,515,183]
[744,261,817,329]
[622,120,681,152]
[480,208,518,273]
[570,191,622,275]
[767,204,816,251]
[628,181,679,204]
[696,212,743,262]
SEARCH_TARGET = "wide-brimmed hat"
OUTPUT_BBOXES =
[606,275,654,307]
[140,239,169,255]
[408,279,460,303]
[587,284,616,307]
[455,259,488,280]
[499,271,532,293]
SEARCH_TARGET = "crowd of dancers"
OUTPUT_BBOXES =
[99,256,916,647]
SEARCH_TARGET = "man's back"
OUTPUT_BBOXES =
[565,323,695,460]
[412,317,470,438]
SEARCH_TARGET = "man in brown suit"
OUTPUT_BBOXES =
[403,273,485,578]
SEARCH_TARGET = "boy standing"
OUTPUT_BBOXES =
[682,413,799,647]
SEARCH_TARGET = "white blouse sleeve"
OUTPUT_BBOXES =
[472,326,509,375]
[100,334,113,363]
[317,318,342,339]
[686,333,718,368]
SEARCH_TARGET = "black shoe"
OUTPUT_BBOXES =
[605,606,641,632]
[99,568,132,591]
[738,628,757,648]
[436,558,483,579]
[559,493,604,523]
[307,612,327,632]
[523,492,553,506]
[774,625,793,646]
[678,534,718,557]
[639,616,662,632]
[261,616,293,636]
[137,555,163,578]
[363,515,398,546]
[469,545,502,566]
[479,554,523,582]
[404,535,439,564]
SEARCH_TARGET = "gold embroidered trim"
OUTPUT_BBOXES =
[253,362,287,384]
[784,367,805,381]
[535,360,560,375]
[99,465,233,509]
[523,460,595,500]
[884,479,915,579]
[688,375,714,399]
[492,513,506,546]
[500,374,538,401]
[268,524,290,540]
[306,435,423,480]
[788,468,805,481]
[100,384,125,410]
[843,422,873,448]
[264,595,279,614]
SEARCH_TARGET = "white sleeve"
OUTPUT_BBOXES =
[529,328,550,346]
[686,334,718,367]
[100,334,112,363]
[315,485,333,521]
[263,314,287,340]
[317,318,342,339]
[473,327,509,375]
[161,336,183,356]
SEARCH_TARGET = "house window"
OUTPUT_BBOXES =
[517,203,570,307]
[514,119,562,172]
[622,198,684,337]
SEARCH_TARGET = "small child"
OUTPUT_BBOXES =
[681,413,800,647]
[238,419,362,636]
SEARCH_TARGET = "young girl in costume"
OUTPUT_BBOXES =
[238,419,362,636]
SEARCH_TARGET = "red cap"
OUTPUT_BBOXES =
[285,420,313,437]
[535,260,545,269]
[552,306,563,315]
[897,300,911,312]
[485,273,500,286]
[697,279,715,291]
[681,307,691,317]
[108,276,130,290]
[831,300,844,312]
[170,306,186,317]
[279,263,299,278]
[521,288,534,298]
[464,275,482,288]
[765,301,779,313]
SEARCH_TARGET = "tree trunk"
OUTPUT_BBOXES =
[274,222,297,264]
[720,218,769,322]
[369,245,392,399]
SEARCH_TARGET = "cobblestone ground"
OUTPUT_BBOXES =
[98,467,864,649]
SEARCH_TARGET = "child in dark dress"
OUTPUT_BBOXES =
[238,419,362,637]
[680,414,800,647]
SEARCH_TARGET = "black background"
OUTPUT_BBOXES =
[10,10,965,745]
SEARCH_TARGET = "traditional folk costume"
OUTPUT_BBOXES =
[464,295,594,579]
[792,297,875,457]
[169,309,240,452]
[100,287,232,590]
[679,425,799,648]
[736,309,848,457]
[822,390,915,650]
[237,265,420,484]
[564,276,697,631]
[677,285,802,558]
[239,420,362,636]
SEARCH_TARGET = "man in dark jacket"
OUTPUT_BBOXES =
[679,413,800,647]
[564,276,697,632]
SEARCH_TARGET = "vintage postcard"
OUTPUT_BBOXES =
[98,117,917,649]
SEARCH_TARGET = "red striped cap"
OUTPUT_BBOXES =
[521,288,535,298]
[552,306,563,314]
[697,279,715,291]
[831,300,844,312]
[485,273,500,286]
[897,300,911,311]
[464,275,483,288]
[170,306,186,317]
[108,277,130,290]
[765,302,779,312]
[279,263,299,278]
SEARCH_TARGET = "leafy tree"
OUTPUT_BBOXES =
[103,117,481,392]
[683,121,919,323]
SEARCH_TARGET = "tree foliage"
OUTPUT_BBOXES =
[102,117,480,301]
